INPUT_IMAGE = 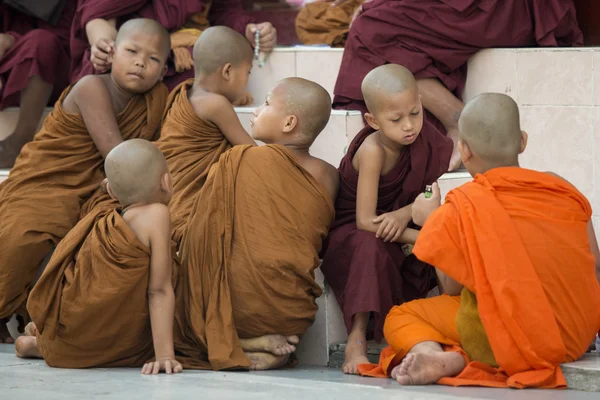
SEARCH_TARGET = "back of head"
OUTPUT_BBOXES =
[458,93,522,165]
[115,18,171,60]
[361,64,417,114]
[276,77,332,144]
[105,139,168,206]
[193,26,253,75]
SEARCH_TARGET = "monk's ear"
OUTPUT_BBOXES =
[283,114,298,133]
[106,182,118,201]
[222,63,232,81]
[519,130,528,154]
[159,64,168,81]
[364,113,379,131]
[457,139,472,164]
[160,172,172,194]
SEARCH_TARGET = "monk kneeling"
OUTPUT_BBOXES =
[360,93,600,388]
[16,140,181,374]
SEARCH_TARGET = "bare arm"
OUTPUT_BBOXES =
[65,75,123,158]
[85,18,117,46]
[192,95,256,146]
[355,141,384,232]
[435,267,463,296]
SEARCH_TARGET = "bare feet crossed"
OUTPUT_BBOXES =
[240,334,299,356]
[15,336,42,359]
[246,352,290,370]
[390,352,465,385]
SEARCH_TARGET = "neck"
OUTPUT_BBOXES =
[193,73,222,94]
[378,131,405,153]
[477,158,520,174]
[107,74,135,111]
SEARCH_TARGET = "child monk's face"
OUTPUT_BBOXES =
[250,85,288,142]
[111,31,168,94]
[223,60,252,104]
[369,88,423,146]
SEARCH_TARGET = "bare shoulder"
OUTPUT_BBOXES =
[189,91,233,121]
[304,157,339,202]
[353,133,384,169]
[63,75,110,113]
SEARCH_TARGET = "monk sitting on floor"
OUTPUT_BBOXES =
[320,64,452,374]
[0,18,170,343]
[16,140,181,374]
[174,78,339,371]
[158,26,255,248]
[359,93,600,389]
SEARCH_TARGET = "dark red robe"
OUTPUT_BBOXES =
[0,1,76,109]
[333,0,583,119]
[70,0,255,90]
[320,118,452,341]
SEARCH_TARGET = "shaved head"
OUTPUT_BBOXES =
[273,78,332,144]
[116,18,171,59]
[193,26,253,75]
[105,139,168,206]
[362,64,417,113]
[459,93,522,164]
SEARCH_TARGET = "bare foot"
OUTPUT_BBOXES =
[24,322,38,337]
[0,136,20,168]
[446,127,462,171]
[15,336,42,359]
[240,334,299,356]
[390,352,465,385]
[0,318,14,344]
[246,352,289,370]
[342,336,369,375]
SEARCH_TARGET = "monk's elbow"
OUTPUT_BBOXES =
[356,218,372,232]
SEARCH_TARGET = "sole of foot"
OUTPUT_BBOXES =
[390,352,465,385]
[246,352,289,371]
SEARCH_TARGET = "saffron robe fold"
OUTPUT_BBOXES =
[320,122,452,341]
[0,83,168,319]
[333,0,583,122]
[295,0,362,47]
[360,168,600,389]
[174,145,334,370]
[27,208,178,368]
[157,80,231,247]
[0,1,76,109]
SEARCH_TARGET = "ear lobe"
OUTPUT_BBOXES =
[283,115,298,133]
[106,182,117,201]
[364,113,379,131]
[519,130,528,154]
[161,172,172,193]
[457,139,471,164]
[159,64,168,81]
[222,63,232,80]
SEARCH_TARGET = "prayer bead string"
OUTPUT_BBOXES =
[254,30,267,68]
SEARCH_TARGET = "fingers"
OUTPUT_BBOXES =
[165,360,172,375]
[375,219,388,238]
[257,23,277,52]
[391,228,403,243]
[373,214,384,223]
[152,361,160,375]
[141,362,152,375]
[431,182,441,200]
[173,362,183,373]
[246,23,257,33]
[381,222,395,241]
[383,226,397,242]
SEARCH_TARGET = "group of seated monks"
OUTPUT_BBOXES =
[0,0,277,168]
[0,6,598,393]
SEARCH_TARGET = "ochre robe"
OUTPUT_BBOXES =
[360,168,600,388]
[27,208,177,368]
[0,83,167,319]
[295,0,363,47]
[157,80,231,247]
[0,1,76,109]
[320,122,452,341]
[333,0,583,122]
[174,145,334,370]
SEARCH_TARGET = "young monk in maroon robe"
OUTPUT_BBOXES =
[320,64,452,374]
[0,0,77,168]
[0,19,170,343]
[71,0,276,91]
[331,0,583,171]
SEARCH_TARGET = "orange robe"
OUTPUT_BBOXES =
[360,167,600,388]
[0,83,168,319]
[156,79,231,247]
[174,145,334,370]
[295,0,363,47]
[27,208,177,368]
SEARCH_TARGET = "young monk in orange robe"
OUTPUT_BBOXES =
[359,93,600,389]
[16,140,181,374]
[0,19,170,342]
[174,78,339,371]
[157,26,255,248]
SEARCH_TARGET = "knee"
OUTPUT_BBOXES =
[22,30,63,58]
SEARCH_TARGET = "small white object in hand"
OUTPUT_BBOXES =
[254,29,267,68]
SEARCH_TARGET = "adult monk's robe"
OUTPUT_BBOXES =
[157,80,231,247]
[27,208,177,368]
[0,83,167,320]
[0,0,76,109]
[320,122,452,341]
[174,145,333,370]
[295,0,363,47]
[360,168,600,389]
[333,0,583,119]
[70,0,254,90]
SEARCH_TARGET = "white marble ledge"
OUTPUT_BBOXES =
[562,353,600,371]
[234,107,361,117]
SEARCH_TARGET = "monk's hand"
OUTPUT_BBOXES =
[373,208,412,243]
[141,356,183,375]
[246,22,277,53]
[411,182,441,227]
[91,38,115,73]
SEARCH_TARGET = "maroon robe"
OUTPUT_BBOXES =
[333,0,583,119]
[320,118,452,341]
[0,1,76,109]
[70,0,255,90]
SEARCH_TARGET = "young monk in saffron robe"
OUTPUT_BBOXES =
[358,93,600,389]
[157,26,255,248]
[16,140,182,374]
[320,64,452,374]
[331,0,583,171]
[0,0,77,168]
[174,78,339,371]
[0,19,170,343]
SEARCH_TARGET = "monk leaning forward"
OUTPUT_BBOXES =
[174,78,339,371]
[320,65,451,374]
[359,93,600,389]
[0,19,170,342]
